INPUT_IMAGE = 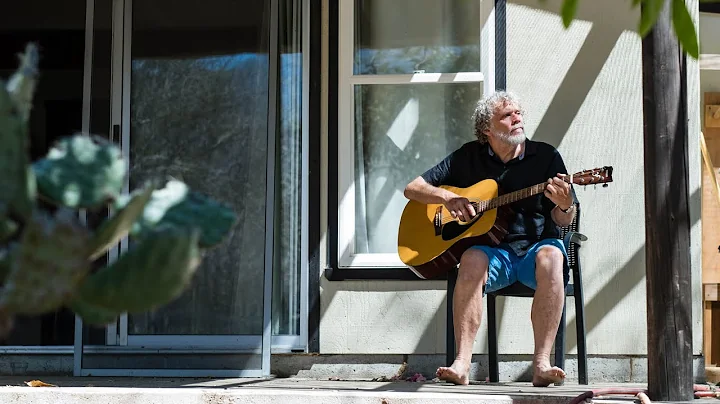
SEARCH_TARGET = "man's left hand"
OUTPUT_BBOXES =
[544,174,573,210]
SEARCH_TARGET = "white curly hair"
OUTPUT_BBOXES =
[471,91,525,143]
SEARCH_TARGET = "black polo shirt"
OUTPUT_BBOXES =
[420,139,578,256]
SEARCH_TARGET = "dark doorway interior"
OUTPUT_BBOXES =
[0,0,108,346]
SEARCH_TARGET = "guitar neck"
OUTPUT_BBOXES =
[482,182,548,211]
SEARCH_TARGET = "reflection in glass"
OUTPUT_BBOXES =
[128,0,270,335]
[273,0,303,336]
[354,0,481,75]
[354,84,481,253]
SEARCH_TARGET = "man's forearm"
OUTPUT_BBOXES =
[551,204,576,227]
[404,176,455,205]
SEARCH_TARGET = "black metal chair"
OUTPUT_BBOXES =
[445,205,588,385]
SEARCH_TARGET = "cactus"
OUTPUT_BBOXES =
[0,43,237,337]
[33,135,126,209]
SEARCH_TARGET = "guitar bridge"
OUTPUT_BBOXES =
[434,206,443,236]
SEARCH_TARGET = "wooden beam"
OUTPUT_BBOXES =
[703,93,720,285]
[641,0,694,401]
[707,301,714,366]
[706,284,720,302]
[706,300,720,366]
[700,54,720,71]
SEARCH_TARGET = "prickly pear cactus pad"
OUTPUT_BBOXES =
[88,182,156,261]
[120,179,236,248]
[0,209,91,315]
[7,44,40,122]
[6,43,39,124]
[33,135,127,209]
[0,80,34,221]
[76,226,201,314]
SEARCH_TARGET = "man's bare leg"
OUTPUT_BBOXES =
[531,245,567,387]
[436,249,488,385]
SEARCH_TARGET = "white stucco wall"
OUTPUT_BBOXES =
[319,0,703,357]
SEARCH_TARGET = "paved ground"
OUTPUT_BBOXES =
[0,376,710,404]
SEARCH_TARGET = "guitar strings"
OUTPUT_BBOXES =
[439,198,488,225]
[434,170,609,225]
[438,184,545,225]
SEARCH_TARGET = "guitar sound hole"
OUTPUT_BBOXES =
[440,212,484,241]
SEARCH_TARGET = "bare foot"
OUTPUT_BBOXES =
[436,361,470,385]
[532,365,565,387]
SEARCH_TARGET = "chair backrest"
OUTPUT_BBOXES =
[559,204,581,274]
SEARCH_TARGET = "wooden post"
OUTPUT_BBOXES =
[641,0,694,401]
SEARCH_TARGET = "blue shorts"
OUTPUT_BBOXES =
[470,238,569,295]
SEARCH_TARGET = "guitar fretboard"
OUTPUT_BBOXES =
[475,183,548,212]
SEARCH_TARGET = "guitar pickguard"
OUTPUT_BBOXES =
[440,212,485,241]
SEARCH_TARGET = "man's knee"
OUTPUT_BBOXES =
[459,248,489,282]
[534,246,564,281]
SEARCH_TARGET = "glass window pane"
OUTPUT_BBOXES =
[272,0,303,337]
[127,0,270,336]
[353,83,482,254]
[354,0,481,75]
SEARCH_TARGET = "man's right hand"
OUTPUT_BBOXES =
[404,177,477,222]
[444,195,477,222]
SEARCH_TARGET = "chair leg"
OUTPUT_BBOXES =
[574,288,588,384]
[446,268,457,368]
[488,294,499,382]
[554,301,567,385]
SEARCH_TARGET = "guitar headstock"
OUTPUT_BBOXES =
[567,166,614,186]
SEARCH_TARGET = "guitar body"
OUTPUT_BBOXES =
[397,165,613,280]
[397,179,510,279]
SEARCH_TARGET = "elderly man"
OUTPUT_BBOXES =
[403,91,578,387]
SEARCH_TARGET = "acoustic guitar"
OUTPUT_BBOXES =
[397,166,614,279]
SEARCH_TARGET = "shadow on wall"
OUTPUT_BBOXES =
[320,0,670,374]
[506,0,633,147]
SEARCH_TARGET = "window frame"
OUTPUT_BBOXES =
[701,2,720,13]
[327,0,501,279]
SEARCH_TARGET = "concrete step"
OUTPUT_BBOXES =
[0,376,674,404]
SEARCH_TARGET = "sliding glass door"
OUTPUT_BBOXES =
[74,0,309,377]
[125,0,272,345]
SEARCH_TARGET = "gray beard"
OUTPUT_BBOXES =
[499,131,526,146]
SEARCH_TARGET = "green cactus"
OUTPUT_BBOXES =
[0,48,35,223]
[76,226,201,314]
[118,179,237,248]
[0,43,237,335]
[87,182,156,261]
[33,135,127,209]
[0,209,91,315]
